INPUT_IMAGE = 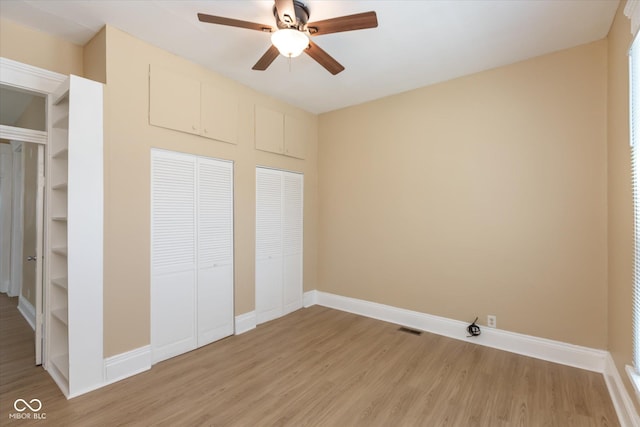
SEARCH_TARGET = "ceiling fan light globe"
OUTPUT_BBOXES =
[271,29,309,58]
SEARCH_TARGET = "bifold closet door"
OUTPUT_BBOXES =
[256,168,303,325]
[196,158,234,347]
[256,168,284,324]
[282,172,303,315]
[151,150,233,364]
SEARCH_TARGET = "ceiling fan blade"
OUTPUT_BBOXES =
[305,40,345,75]
[275,0,297,26]
[197,13,273,32]
[252,45,280,71]
[307,11,378,36]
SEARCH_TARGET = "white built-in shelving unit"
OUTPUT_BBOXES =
[46,75,104,398]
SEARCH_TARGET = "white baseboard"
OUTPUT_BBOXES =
[17,296,35,330]
[104,345,151,385]
[303,290,317,307]
[602,356,640,427]
[235,311,256,335]
[311,291,607,373]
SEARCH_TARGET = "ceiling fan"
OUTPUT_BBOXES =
[197,0,378,75]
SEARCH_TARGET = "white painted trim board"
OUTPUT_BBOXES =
[0,57,66,93]
[310,290,607,372]
[235,311,256,335]
[604,355,640,427]
[104,345,152,386]
[17,296,35,330]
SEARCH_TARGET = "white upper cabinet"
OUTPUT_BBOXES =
[149,66,238,144]
[284,114,309,159]
[149,66,201,135]
[254,105,310,160]
[201,81,238,144]
[255,105,284,154]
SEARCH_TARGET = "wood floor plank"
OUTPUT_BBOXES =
[0,293,620,426]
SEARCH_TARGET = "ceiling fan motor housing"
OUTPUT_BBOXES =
[274,0,310,30]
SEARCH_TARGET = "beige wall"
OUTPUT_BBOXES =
[0,18,83,76]
[102,26,318,357]
[83,28,107,84]
[607,4,639,413]
[318,40,608,349]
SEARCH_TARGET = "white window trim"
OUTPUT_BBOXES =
[630,4,640,400]
[626,365,640,402]
[627,0,640,37]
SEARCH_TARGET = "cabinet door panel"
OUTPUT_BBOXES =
[255,105,284,154]
[284,114,309,159]
[150,66,200,135]
[201,82,238,144]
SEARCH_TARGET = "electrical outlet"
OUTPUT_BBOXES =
[487,315,496,328]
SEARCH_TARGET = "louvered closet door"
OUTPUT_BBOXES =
[283,172,303,315]
[152,150,234,364]
[151,150,197,363]
[256,168,284,324]
[256,168,303,324]
[197,157,234,346]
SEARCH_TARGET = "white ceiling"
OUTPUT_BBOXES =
[0,0,620,114]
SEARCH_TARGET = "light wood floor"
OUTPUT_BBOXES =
[0,293,619,426]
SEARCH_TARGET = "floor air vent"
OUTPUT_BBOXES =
[398,326,422,336]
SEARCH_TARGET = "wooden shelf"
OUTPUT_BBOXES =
[52,308,68,326]
[52,247,67,257]
[52,277,68,290]
[51,354,69,381]
[52,182,68,191]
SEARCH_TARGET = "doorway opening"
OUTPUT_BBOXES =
[0,140,45,367]
[0,58,65,369]
[0,83,47,366]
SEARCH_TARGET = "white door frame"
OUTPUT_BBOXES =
[10,141,24,298]
[0,143,14,295]
[0,57,66,366]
